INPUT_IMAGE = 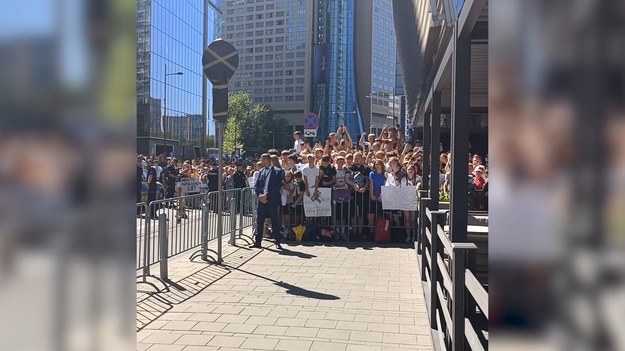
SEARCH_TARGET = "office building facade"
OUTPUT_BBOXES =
[137,0,223,157]
[223,0,314,131]
[222,0,401,141]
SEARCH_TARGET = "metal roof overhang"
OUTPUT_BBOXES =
[396,0,488,125]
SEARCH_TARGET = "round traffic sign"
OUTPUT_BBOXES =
[202,39,239,85]
[303,112,319,129]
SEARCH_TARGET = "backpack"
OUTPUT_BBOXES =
[352,171,367,188]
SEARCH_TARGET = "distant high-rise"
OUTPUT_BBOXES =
[222,0,402,141]
[223,0,314,131]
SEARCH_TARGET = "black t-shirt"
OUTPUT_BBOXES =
[137,166,143,192]
[207,169,219,191]
[232,170,247,189]
[163,165,178,187]
[146,166,158,191]
[318,165,336,188]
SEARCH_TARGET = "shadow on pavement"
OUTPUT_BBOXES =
[264,247,316,259]
[228,266,340,301]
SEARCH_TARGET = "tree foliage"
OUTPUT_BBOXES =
[223,92,292,154]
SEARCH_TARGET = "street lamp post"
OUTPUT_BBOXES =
[163,64,184,157]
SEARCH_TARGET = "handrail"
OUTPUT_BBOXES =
[437,283,453,334]
[465,269,488,316]
[437,253,453,298]
[464,318,485,351]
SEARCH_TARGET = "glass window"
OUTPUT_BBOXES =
[255,22,264,28]
[295,95,304,101]
[285,96,294,101]
[254,72,263,77]
[264,79,273,85]
[246,23,254,29]
[264,97,273,102]
[274,96,284,102]
[274,71,284,76]
[275,62,283,68]
[264,71,273,77]
[274,79,283,84]
[265,63,274,68]
[286,61,294,67]
[255,55,263,61]
[255,63,263,69]
[264,88,273,94]
[285,79,294,84]
[256,38,264,44]
[255,47,263,53]
[256,14,263,19]
[295,78,304,83]
[264,54,274,60]
[285,87,294,93]
[296,69,305,75]
[256,5,264,10]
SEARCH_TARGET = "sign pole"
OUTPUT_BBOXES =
[202,39,239,264]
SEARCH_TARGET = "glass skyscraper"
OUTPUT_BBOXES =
[137,0,222,157]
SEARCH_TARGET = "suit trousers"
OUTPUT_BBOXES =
[256,200,280,246]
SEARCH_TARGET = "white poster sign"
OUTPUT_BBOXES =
[304,128,317,138]
[381,186,418,210]
[176,179,201,194]
[247,177,255,188]
[303,187,332,217]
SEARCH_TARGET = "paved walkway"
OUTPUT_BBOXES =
[137,236,432,351]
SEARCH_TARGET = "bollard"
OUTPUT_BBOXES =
[229,196,237,246]
[158,213,168,280]
[201,204,209,261]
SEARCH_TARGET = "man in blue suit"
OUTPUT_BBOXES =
[254,154,284,249]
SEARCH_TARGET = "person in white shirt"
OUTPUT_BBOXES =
[401,164,421,242]
[293,131,304,154]
[301,154,320,198]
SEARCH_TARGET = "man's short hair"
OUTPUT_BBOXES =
[321,155,331,163]
[260,153,270,160]
[288,154,298,162]
[281,150,290,156]
[307,154,315,159]
[268,149,279,156]
[293,170,303,178]
[294,131,301,136]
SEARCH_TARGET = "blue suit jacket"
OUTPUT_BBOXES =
[254,167,284,206]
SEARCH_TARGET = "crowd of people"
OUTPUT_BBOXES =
[137,124,488,245]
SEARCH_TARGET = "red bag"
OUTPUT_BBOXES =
[375,218,391,243]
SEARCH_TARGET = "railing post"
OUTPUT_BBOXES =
[143,203,151,277]
[451,243,477,351]
[420,197,431,282]
[429,211,441,328]
[238,190,245,238]
[229,195,237,246]
[418,190,429,253]
[201,203,209,261]
[158,213,168,280]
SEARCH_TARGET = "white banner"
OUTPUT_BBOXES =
[381,186,418,210]
[247,177,255,188]
[176,179,201,194]
[304,128,317,137]
[303,188,332,217]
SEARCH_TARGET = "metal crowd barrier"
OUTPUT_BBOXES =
[136,188,256,281]
[276,188,419,243]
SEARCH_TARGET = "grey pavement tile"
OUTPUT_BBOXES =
[146,345,186,351]
[336,321,368,331]
[284,326,319,338]
[254,325,288,336]
[274,339,313,351]
[322,312,354,322]
[383,332,419,345]
[310,341,348,351]
[186,313,221,322]
[345,344,382,351]
[295,311,326,320]
[215,314,250,324]
[304,319,337,329]
[143,333,183,344]
[136,343,152,351]
[181,346,219,351]
[173,334,214,346]
[240,307,271,316]
[246,316,280,326]
[314,328,351,340]
[222,323,258,334]
[160,312,193,321]
[191,321,228,332]
[162,321,198,331]
[240,337,279,350]
[367,323,400,333]
[349,330,384,343]
[206,335,246,348]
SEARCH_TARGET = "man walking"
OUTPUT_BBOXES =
[254,153,284,249]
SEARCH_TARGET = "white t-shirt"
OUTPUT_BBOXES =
[401,175,422,187]
[294,138,304,153]
[302,166,319,188]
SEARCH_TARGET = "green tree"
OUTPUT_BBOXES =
[223,92,253,153]
[223,92,293,154]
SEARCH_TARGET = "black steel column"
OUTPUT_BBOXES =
[430,90,441,211]
[422,110,431,192]
[449,26,471,243]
